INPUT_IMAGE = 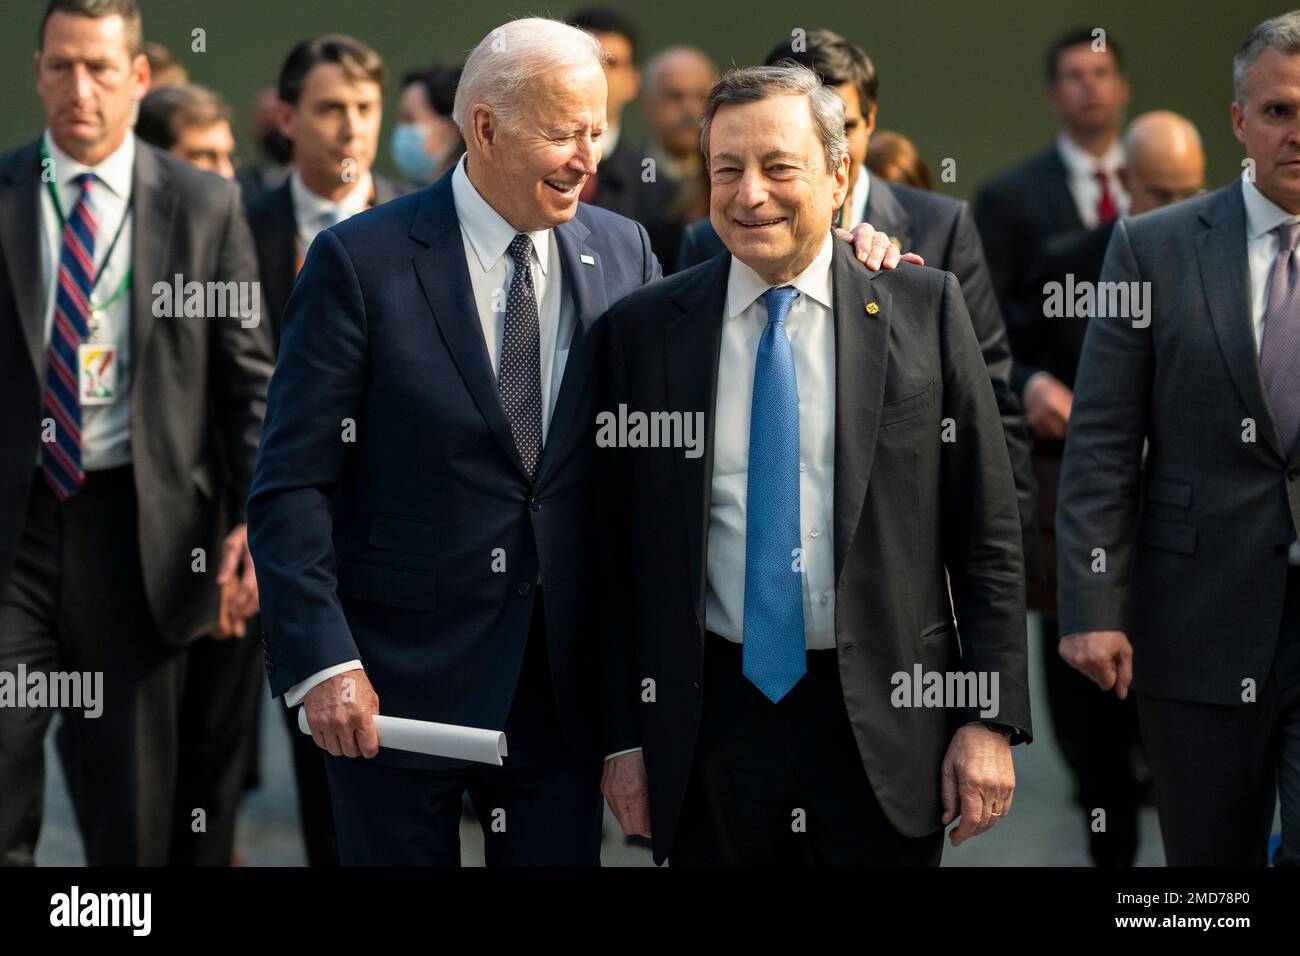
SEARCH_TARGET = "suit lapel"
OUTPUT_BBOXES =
[1195,184,1286,460]
[535,214,609,483]
[666,254,730,616]
[831,240,891,582]
[862,176,912,253]
[1042,147,1084,232]
[265,184,296,339]
[411,177,530,479]
[0,142,49,377]
[130,143,177,370]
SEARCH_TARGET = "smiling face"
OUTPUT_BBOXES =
[34,12,149,165]
[708,93,849,285]
[465,62,607,232]
[1233,47,1300,214]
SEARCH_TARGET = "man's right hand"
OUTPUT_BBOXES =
[1024,372,1073,440]
[302,669,381,758]
[1059,631,1133,698]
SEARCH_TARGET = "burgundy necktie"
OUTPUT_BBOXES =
[1095,169,1118,225]
[1260,221,1300,453]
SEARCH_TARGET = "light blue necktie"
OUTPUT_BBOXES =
[743,286,806,703]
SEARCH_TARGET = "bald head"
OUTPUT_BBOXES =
[1120,111,1205,215]
[641,46,716,157]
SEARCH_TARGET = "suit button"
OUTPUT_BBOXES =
[530,497,542,512]
[692,680,700,694]
[517,581,532,597]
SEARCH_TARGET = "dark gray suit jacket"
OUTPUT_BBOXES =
[0,137,275,646]
[677,177,1042,577]
[600,239,1030,864]
[1057,182,1300,705]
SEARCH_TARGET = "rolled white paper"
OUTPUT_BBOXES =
[298,707,507,765]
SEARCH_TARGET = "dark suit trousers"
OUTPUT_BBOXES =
[279,689,340,867]
[1136,567,1300,866]
[322,590,603,865]
[671,632,944,866]
[0,467,186,866]
[167,623,266,866]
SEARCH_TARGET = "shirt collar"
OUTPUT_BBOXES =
[726,232,834,319]
[1056,132,1124,176]
[845,167,871,229]
[43,128,135,199]
[451,154,552,276]
[1242,178,1300,240]
[289,169,373,228]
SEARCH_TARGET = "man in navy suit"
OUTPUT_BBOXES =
[247,17,664,866]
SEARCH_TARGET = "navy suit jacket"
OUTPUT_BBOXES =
[248,170,661,768]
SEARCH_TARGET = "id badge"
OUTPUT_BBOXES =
[78,343,118,405]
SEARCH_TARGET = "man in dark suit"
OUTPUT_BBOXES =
[974,28,1130,346]
[677,29,1040,579]
[0,0,272,866]
[247,17,664,866]
[1022,111,1204,867]
[599,64,1030,866]
[1057,13,1300,866]
[246,33,409,868]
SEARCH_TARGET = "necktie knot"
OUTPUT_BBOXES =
[508,232,534,266]
[760,286,798,325]
[75,171,96,193]
[1277,221,1300,254]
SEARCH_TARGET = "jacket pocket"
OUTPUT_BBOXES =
[368,513,440,555]
[881,381,934,426]
[920,620,956,644]
[337,559,437,610]
[1137,515,1196,555]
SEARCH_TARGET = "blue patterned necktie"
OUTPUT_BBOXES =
[743,285,806,702]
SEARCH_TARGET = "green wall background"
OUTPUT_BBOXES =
[2,0,1288,200]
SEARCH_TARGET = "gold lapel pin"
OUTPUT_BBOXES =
[864,302,880,315]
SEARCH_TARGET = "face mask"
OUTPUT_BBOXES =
[391,123,439,183]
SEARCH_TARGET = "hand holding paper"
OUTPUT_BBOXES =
[298,707,508,765]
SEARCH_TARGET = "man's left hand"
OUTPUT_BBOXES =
[214,523,258,637]
[940,723,1015,847]
[836,222,925,271]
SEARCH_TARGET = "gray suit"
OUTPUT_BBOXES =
[0,137,274,865]
[1057,182,1300,865]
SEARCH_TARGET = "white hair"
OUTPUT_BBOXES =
[453,17,604,135]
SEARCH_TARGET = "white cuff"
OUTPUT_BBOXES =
[283,660,363,707]
[604,747,643,761]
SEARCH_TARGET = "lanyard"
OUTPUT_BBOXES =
[40,141,133,306]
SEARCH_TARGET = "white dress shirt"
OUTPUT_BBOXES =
[284,154,577,707]
[1242,179,1300,565]
[841,167,872,231]
[706,233,838,650]
[289,170,373,253]
[1056,133,1128,229]
[38,130,134,470]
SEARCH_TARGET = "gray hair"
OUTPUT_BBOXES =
[699,63,848,175]
[453,17,604,135]
[1233,11,1300,105]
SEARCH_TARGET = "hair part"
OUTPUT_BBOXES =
[278,33,385,106]
[699,63,848,175]
[1234,11,1300,105]
[453,18,604,136]
[39,0,142,59]
[136,83,231,151]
